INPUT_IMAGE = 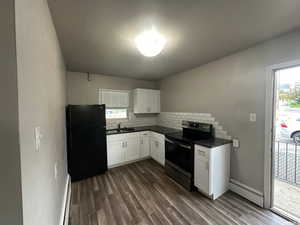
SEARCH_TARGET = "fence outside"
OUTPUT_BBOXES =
[274,139,300,186]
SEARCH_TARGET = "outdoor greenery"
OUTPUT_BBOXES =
[279,89,300,108]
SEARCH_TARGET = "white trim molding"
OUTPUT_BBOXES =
[60,175,71,225]
[264,58,300,209]
[229,179,264,207]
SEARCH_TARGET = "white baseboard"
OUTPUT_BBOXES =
[59,175,71,225]
[108,156,151,169]
[229,179,264,207]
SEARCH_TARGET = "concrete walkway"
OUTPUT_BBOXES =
[274,179,300,219]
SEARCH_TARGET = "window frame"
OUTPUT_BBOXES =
[99,88,130,120]
[105,108,128,120]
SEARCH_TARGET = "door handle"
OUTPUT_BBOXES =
[197,150,206,156]
[165,138,191,150]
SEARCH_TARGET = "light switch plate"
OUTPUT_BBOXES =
[54,163,58,180]
[250,113,256,122]
[35,127,41,152]
[233,139,239,148]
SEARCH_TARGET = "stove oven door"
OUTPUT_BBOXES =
[165,137,194,173]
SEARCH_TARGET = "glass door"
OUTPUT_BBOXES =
[272,66,300,222]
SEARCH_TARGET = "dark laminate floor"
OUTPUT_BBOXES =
[69,159,293,225]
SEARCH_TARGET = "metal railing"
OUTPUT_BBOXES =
[274,139,300,186]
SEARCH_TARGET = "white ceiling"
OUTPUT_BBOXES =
[48,0,300,80]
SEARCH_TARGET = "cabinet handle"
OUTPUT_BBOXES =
[197,150,206,156]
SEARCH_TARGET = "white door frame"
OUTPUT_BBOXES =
[264,59,300,208]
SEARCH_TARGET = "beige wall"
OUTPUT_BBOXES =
[0,0,23,224]
[66,71,158,105]
[15,0,68,225]
[159,29,300,193]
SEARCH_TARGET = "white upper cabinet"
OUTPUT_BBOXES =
[133,88,160,113]
[100,89,129,108]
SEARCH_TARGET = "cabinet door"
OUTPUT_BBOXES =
[101,89,129,108]
[155,90,160,113]
[125,136,140,162]
[150,136,165,165]
[134,89,148,113]
[150,138,159,162]
[107,140,125,166]
[149,90,160,113]
[133,89,160,113]
[194,147,210,195]
[140,132,150,158]
[158,137,165,165]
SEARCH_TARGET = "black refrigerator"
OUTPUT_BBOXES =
[66,105,107,182]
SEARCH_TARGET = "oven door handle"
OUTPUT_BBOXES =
[178,143,192,150]
[165,138,192,150]
[165,138,175,144]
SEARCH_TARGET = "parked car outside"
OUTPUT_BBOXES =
[277,116,300,143]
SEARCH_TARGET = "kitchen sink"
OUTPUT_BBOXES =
[106,127,135,135]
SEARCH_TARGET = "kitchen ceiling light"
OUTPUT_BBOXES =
[135,27,166,57]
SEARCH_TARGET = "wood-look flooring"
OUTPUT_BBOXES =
[69,159,293,225]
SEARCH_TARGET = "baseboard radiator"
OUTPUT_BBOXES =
[60,175,71,225]
[229,179,264,207]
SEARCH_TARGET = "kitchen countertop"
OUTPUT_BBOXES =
[106,125,232,148]
[106,125,179,136]
[194,138,232,148]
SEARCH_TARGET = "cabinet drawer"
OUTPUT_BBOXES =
[195,145,210,160]
[150,131,164,140]
[139,131,149,136]
[194,146,211,195]
[107,132,138,142]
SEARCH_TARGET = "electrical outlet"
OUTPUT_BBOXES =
[250,113,256,122]
[233,139,239,148]
[54,163,58,180]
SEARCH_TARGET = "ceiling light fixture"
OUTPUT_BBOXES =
[135,27,166,57]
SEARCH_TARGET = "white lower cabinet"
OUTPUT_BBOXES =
[107,131,165,167]
[125,135,140,161]
[107,139,125,166]
[194,144,231,200]
[107,133,139,167]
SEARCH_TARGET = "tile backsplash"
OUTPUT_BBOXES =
[106,111,231,140]
[158,112,231,140]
